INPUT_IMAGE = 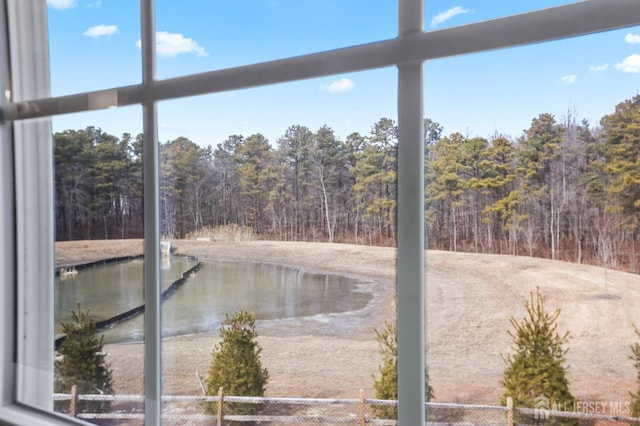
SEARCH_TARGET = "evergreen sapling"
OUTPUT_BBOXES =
[204,310,269,416]
[54,305,113,414]
[501,288,576,425]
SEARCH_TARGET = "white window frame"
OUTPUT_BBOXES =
[1,0,639,425]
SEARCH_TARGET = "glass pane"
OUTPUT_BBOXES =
[47,0,141,96]
[53,107,145,424]
[424,29,640,423]
[158,69,400,422]
[155,0,397,79]
[424,1,580,31]
[425,26,640,141]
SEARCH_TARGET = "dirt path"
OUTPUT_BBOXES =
[56,240,640,406]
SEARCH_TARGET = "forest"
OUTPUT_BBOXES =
[54,94,640,272]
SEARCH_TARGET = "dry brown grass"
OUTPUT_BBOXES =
[184,224,257,242]
[56,239,144,265]
[56,239,640,406]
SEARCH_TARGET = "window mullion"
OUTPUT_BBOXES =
[0,0,15,409]
[396,61,425,424]
[397,0,425,423]
[8,0,55,413]
[399,0,422,36]
[140,1,162,425]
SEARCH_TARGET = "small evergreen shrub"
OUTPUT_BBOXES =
[630,324,640,417]
[204,310,269,416]
[372,319,433,420]
[501,288,577,425]
[54,305,113,414]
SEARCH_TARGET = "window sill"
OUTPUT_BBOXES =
[0,404,90,426]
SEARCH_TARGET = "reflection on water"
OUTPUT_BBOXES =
[54,257,197,335]
[55,258,371,343]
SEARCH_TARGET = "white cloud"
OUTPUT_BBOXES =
[624,33,640,44]
[83,25,118,38]
[47,0,76,9]
[323,78,355,93]
[561,74,577,84]
[136,31,208,58]
[615,54,640,73]
[588,64,608,72]
[430,6,471,28]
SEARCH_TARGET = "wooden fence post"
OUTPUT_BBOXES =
[507,396,514,426]
[217,387,223,426]
[69,385,78,418]
[359,389,366,426]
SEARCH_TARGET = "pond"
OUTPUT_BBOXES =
[55,257,373,343]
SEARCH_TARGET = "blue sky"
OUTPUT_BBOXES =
[47,0,640,147]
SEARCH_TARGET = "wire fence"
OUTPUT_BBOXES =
[53,389,640,425]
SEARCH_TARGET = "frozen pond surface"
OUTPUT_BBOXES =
[55,257,373,343]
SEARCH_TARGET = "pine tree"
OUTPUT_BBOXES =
[501,288,576,425]
[204,310,269,416]
[54,305,113,414]
[630,325,640,417]
[352,118,398,244]
[234,134,274,233]
[599,95,640,222]
[476,137,522,254]
[425,132,469,252]
[372,320,433,419]
[518,114,566,260]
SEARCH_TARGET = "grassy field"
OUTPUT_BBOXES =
[56,239,640,406]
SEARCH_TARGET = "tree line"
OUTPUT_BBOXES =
[55,95,640,271]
